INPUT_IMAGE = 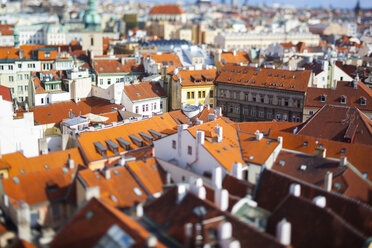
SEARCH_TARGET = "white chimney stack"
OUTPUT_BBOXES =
[312,196,326,208]
[276,218,291,246]
[212,167,223,189]
[136,204,143,218]
[196,130,205,145]
[232,162,242,180]
[68,158,74,170]
[214,188,229,211]
[289,183,301,197]
[353,75,359,89]
[218,221,232,240]
[277,136,283,144]
[339,156,347,167]
[105,170,111,180]
[146,235,158,248]
[214,125,223,143]
[324,171,332,192]
[255,130,263,141]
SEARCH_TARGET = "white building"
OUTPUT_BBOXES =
[0,85,43,157]
[122,81,167,116]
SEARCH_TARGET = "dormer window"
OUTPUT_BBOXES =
[320,95,326,102]
[360,97,366,106]
[340,95,346,104]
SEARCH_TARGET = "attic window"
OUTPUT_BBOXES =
[360,97,366,106]
[303,141,308,146]
[231,69,235,72]
[254,72,258,76]
[290,85,295,88]
[341,148,346,154]
[105,140,119,154]
[162,61,168,66]
[116,67,120,70]
[136,93,140,96]
[170,61,174,66]
[282,75,286,78]
[99,67,103,70]
[110,195,118,203]
[243,70,248,74]
[94,142,107,156]
[320,95,326,102]
[249,156,254,160]
[268,73,272,76]
[251,81,256,84]
[139,132,154,144]
[85,211,93,219]
[113,170,119,176]
[228,78,232,81]
[275,74,279,77]
[116,137,131,150]
[129,135,144,147]
[13,177,19,184]
[363,172,368,179]
[238,79,242,82]
[334,183,341,189]
[229,144,234,148]
[299,165,307,171]
[340,95,346,104]
[245,80,249,83]
[278,160,285,166]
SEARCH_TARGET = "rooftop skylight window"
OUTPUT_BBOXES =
[133,187,142,196]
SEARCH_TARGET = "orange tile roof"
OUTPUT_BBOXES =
[173,69,217,87]
[37,49,57,60]
[267,130,372,181]
[0,85,12,102]
[1,148,85,177]
[0,166,77,207]
[99,111,121,123]
[220,51,251,65]
[126,158,166,195]
[124,81,166,102]
[304,81,372,111]
[51,198,166,248]
[216,64,312,92]
[32,97,123,125]
[78,113,178,163]
[93,59,143,74]
[237,131,280,165]
[78,167,148,208]
[146,53,182,73]
[232,121,298,134]
[187,119,244,171]
[149,4,184,15]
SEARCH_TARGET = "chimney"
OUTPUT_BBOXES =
[218,221,232,240]
[196,130,205,145]
[324,171,332,192]
[135,203,143,218]
[177,184,187,203]
[212,167,222,189]
[276,218,291,246]
[255,130,263,141]
[312,196,326,208]
[208,113,217,121]
[104,170,111,180]
[184,223,193,247]
[353,74,359,89]
[214,125,223,143]
[214,188,229,211]
[232,49,237,56]
[215,107,222,116]
[17,202,31,242]
[314,147,326,158]
[232,162,242,180]
[119,157,126,166]
[190,183,206,200]
[289,183,301,197]
[195,118,203,125]
[277,136,283,144]
[67,154,74,170]
[339,156,347,167]
[85,186,100,201]
[146,235,158,248]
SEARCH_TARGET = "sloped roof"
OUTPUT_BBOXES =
[304,81,372,111]
[297,105,372,145]
[216,64,311,92]
[93,59,143,74]
[32,97,122,125]
[173,69,217,87]
[124,81,166,102]
[220,51,251,65]
[0,85,12,102]
[51,198,166,248]
[1,148,85,177]
[232,121,298,134]
[149,5,184,15]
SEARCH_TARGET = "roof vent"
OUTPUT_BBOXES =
[299,165,307,171]
[133,187,142,196]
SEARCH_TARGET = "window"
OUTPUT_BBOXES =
[41,98,44,104]
[9,76,13,82]
[245,94,248,101]
[116,78,119,83]
[47,98,49,104]
[8,65,13,70]
[145,104,149,111]
[172,140,176,149]
[45,52,50,58]
[187,146,192,155]
[160,101,163,109]
[198,91,201,98]
[340,96,346,104]
[107,79,111,85]
[18,97,23,102]
[191,92,195,99]
[18,64,22,69]
[142,105,145,112]
[0,65,3,70]
[18,74,22,80]
[91,37,94,46]
[250,109,256,116]
[135,106,139,113]
[258,111,264,118]
[243,107,248,115]
[18,86,22,92]
[267,112,273,119]
[309,111,314,115]
[360,97,366,106]
[210,90,213,97]
[100,79,103,85]
[320,95,326,102]
[10,88,14,93]
[187,92,190,99]
[25,74,29,79]
[154,102,157,110]
[233,92,237,99]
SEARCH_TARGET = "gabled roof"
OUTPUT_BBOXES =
[0,166,77,208]
[237,131,280,165]
[298,105,372,145]
[304,81,372,111]
[32,97,122,125]
[145,187,286,248]
[216,64,311,92]
[1,148,85,177]
[219,51,251,65]
[124,81,166,102]
[146,53,182,72]
[92,59,143,74]
[266,195,367,248]
[149,4,184,15]
[187,119,244,171]
[173,69,217,87]
[78,167,148,208]
[273,150,372,205]
[51,198,166,248]
[0,85,12,102]
[255,169,372,237]
[78,113,178,163]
